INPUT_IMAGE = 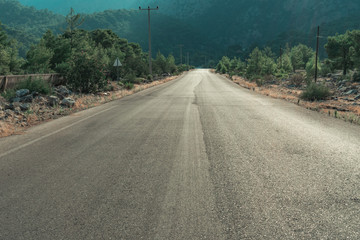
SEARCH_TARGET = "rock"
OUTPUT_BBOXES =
[61,97,75,107]
[354,94,360,100]
[20,103,30,111]
[5,102,20,110]
[55,86,72,98]
[14,107,21,115]
[345,89,358,95]
[22,95,33,103]
[31,91,39,97]
[5,109,14,116]
[339,87,348,92]
[16,89,30,98]
[48,95,59,107]
[11,97,21,103]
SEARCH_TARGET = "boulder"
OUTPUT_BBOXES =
[345,89,358,95]
[48,95,60,107]
[55,85,72,98]
[22,95,33,103]
[20,103,30,111]
[11,97,21,103]
[61,97,75,107]
[16,89,30,98]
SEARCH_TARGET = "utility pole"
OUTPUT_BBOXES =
[178,44,184,65]
[139,6,159,76]
[315,26,320,83]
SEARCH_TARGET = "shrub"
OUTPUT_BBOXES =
[352,71,360,82]
[17,77,52,95]
[300,82,331,101]
[1,89,16,101]
[66,51,107,93]
[289,74,304,87]
[124,72,136,83]
[147,74,153,81]
[123,82,134,90]
[256,78,264,87]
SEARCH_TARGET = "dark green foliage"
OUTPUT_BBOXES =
[16,77,52,95]
[352,72,360,82]
[300,83,331,101]
[124,72,136,84]
[1,89,16,100]
[290,44,314,72]
[66,49,107,93]
[0,22,22,75]
[325,31,354,75]
[1,77,51,100]
[305,56,321,79]
[24,39,54,73]
[123,82,134,90]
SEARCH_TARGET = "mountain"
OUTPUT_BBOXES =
[0,0,219,65]
[2,0,360,65]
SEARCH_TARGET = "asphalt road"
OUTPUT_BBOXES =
[0,69,359,239]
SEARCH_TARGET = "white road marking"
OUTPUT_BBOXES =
[0,106,117,159]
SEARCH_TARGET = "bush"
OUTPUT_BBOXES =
[124,72,136,83]
[256,78,264,87]
[123,82,134,90]
[300,82,331,101]
[289,74,304,87]
[147,74,153,81]
[1,89,16,101]
[17,77,52,95]
[352,72,360,82]
[66,51,107,93]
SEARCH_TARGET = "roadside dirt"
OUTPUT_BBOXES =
[219,72,360,125]
[0,75,180,138]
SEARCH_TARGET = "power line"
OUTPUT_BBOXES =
[139,6,159,76]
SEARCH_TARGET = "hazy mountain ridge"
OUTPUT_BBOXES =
[2,0,360,64]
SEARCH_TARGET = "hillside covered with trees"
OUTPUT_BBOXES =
[5,0,360,66]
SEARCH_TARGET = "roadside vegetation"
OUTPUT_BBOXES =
[216,30,360,124]
[217,30,360,101]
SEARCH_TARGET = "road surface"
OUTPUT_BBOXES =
[0,69,359,239]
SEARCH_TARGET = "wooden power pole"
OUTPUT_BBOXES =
[139,6,159,75]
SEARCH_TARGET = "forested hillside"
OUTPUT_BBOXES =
[2,0,360,66]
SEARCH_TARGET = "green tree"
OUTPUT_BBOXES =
[246,48,263,77]
[277,53,293,73]
[153,51,168,74]
[167,54,177,74]
[290,44,314,72]
[348,30,360,69]
[325,32,353,75]
[25,40,54,73]
[305,55,321,80]
[65,8,85,48]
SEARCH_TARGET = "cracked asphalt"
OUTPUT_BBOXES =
[0,69,359,239]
